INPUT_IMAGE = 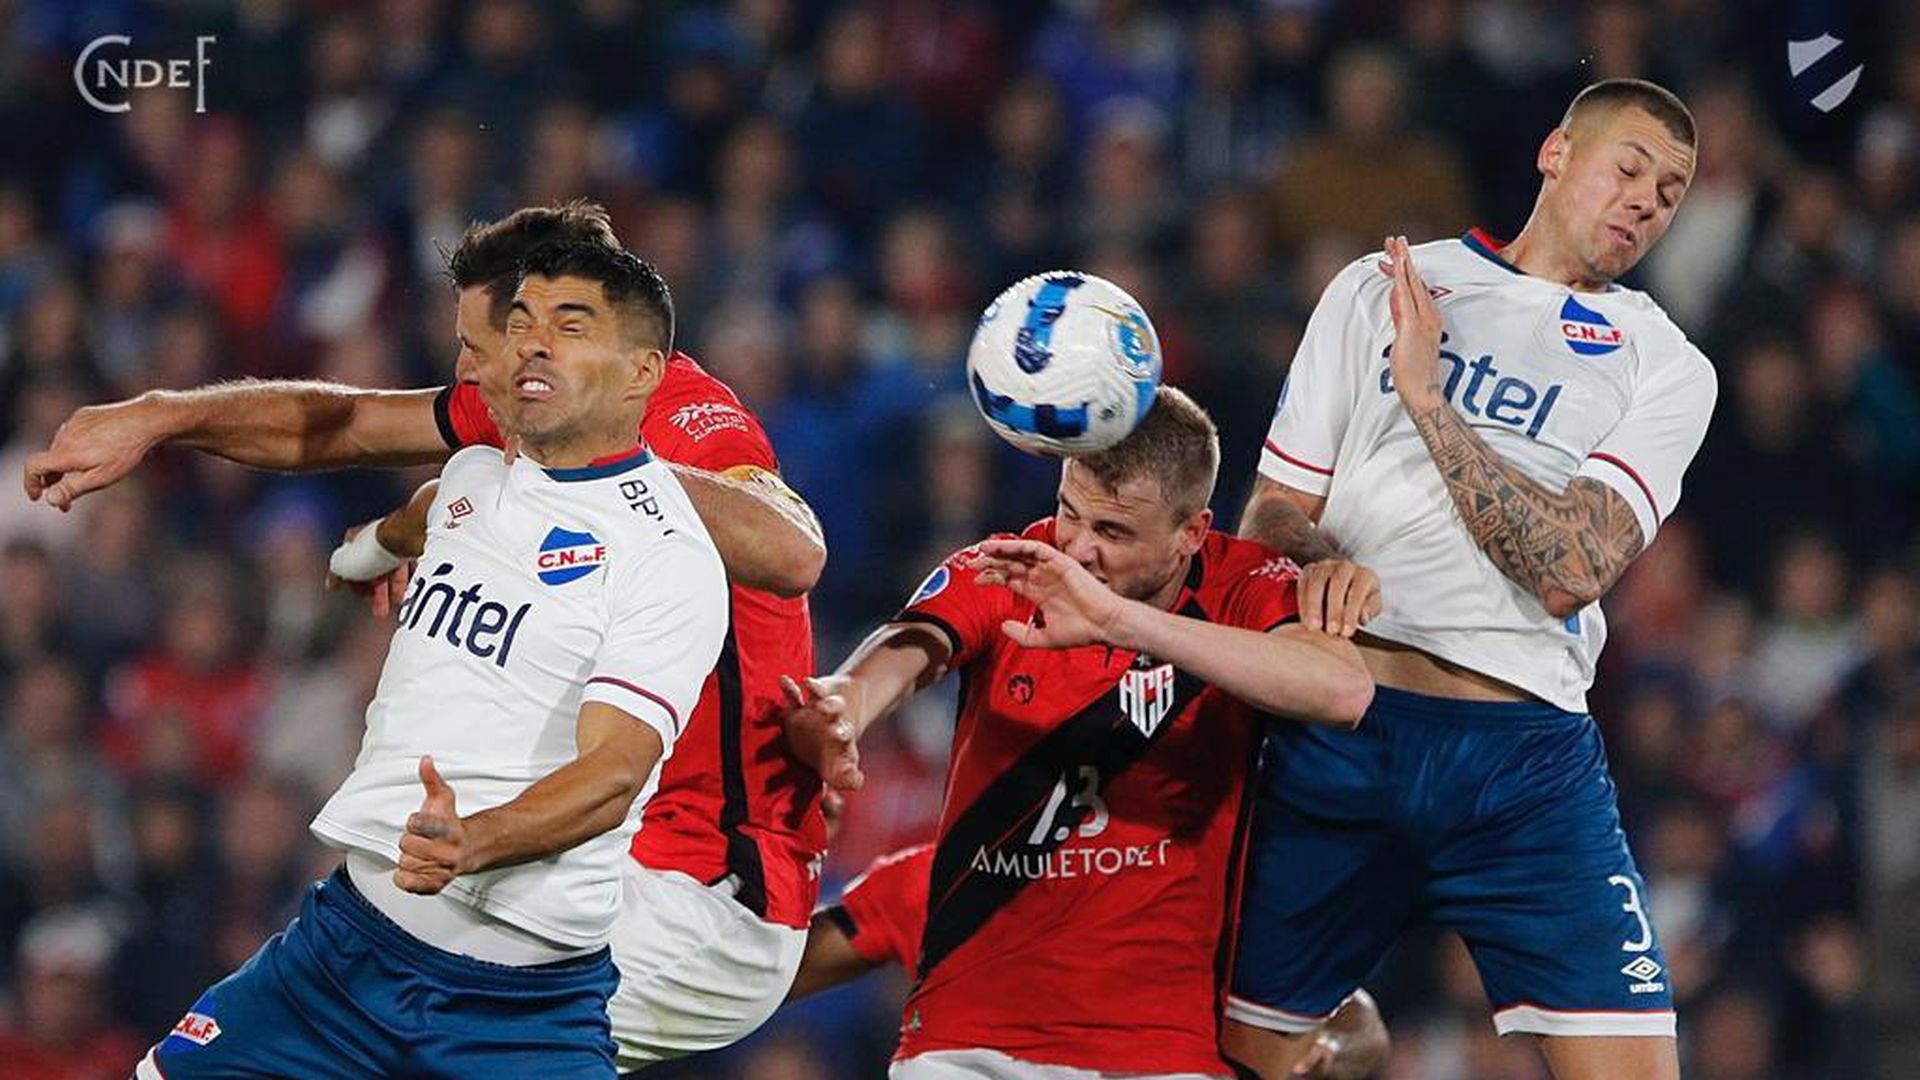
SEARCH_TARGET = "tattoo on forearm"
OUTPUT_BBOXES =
[1406,401,1643,613]
[1241,493,1341,564]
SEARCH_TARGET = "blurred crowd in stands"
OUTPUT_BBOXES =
[0,1,1917,1077]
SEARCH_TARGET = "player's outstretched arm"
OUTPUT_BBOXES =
[784,909,882,1002]
[668,463,825,598]
[1380,237,1643,619]
[393,702,665,894]
[975,539,1373,727]
[23,380,451,511]
[782,623,952,791]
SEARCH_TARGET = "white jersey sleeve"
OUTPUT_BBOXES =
[582,531,728,747]
[1259,260,1377,496]
[1573,340,1717,545]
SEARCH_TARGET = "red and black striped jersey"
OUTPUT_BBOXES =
[890,520,1299,1075]
[435,352,827,928]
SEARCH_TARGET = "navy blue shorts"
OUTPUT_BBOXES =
[139,866,619,1079]
[1227,687,1675,1038]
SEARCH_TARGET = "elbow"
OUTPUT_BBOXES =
[1543,589,1597,622]
[1330,675,1374,730]
[765,534,827,599]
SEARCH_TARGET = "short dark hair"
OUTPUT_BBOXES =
[1077,385,1219,520]
[516,241,675,352]
[1563,78,1696,147]
[445,200,620,325]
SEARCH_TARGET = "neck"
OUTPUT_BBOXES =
[517,423,640,469]
[1499,220,1611,293]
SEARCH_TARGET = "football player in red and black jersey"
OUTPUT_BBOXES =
[787,842,1390,1080]
[783,387,1374,1079]
[24,203,828,1069]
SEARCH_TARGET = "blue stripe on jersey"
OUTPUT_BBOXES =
[542,444,653,482]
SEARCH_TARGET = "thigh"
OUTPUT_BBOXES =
[1428,720,1676,1038]
[1228,723,1420,1032]
[1538,1033,1679,1080]
[144,887,394,1079]
[609,862,808,1069]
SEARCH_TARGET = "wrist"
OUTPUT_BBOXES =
[128,390,188,448]
[330,521,405,581]
[1103,597,1151,652]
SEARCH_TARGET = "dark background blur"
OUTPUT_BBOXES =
[0,1,1915,1077]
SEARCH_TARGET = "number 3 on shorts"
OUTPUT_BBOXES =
[1608,874,1654,953]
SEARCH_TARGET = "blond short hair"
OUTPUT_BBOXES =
[1077,385,1219,520]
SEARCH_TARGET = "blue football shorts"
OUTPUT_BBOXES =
[1227,686,1675,1039]
[137,865,620,1079]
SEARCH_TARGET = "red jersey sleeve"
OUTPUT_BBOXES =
[641,357,779,473]
[432,382,506,449]
[893,536,1021,668]
[1221,552,1303,632]
[835,844,933,979]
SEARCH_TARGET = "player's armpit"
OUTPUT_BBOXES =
[1407,398,1644,618]
[668,463,825,598]
[1238,476,1340,564]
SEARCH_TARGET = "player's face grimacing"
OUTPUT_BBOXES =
[494,274,661,454]
[1053,459,1209,606]
[1542,106,1695,283]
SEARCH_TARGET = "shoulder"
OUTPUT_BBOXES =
[1205,532,1299,589]
[444,444,508,482]
[1613,290,1718,396]
[646,353,762,437]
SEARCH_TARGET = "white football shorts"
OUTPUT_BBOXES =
[609,860,807,1071]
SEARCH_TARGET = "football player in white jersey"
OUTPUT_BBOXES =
[1223,80,1710,1080]
[136,241,730,1080]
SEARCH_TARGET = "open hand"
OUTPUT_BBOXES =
[1378,235,1447,414]
[974,538,1127,650]
[781,674,865,791]
[1297,558,1382,638]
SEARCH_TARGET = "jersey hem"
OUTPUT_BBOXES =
[1355,623,1588,713]
[311,817,611,948]
[895,1038,1232,1077]
[1492,1004,1676,1038]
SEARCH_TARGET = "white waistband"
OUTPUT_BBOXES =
[345,852,596,967]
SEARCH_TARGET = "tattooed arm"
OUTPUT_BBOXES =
[1238,478,1381,638]
[1379,236,1644,620]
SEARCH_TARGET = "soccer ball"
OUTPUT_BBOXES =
[966,271,1163,457]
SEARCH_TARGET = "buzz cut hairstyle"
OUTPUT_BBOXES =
[1077,385,1220,522]
[516,240,675,353]
[445,200,621,324]
[1563,78,1696,148]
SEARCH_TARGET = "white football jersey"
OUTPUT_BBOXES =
[313,444,728,947]
[1260,231,1716,712]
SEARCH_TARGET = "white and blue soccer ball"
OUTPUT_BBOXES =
[966,271,1163,457]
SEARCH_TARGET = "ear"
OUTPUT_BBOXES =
[1177,507,1212,557]
[627,347,666,403]
[1538,126,1569,182]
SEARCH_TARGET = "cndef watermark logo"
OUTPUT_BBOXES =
[74,35,215,114]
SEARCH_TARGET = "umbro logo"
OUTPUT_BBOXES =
[445,496,474,530]
[1620,955,1666,994]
